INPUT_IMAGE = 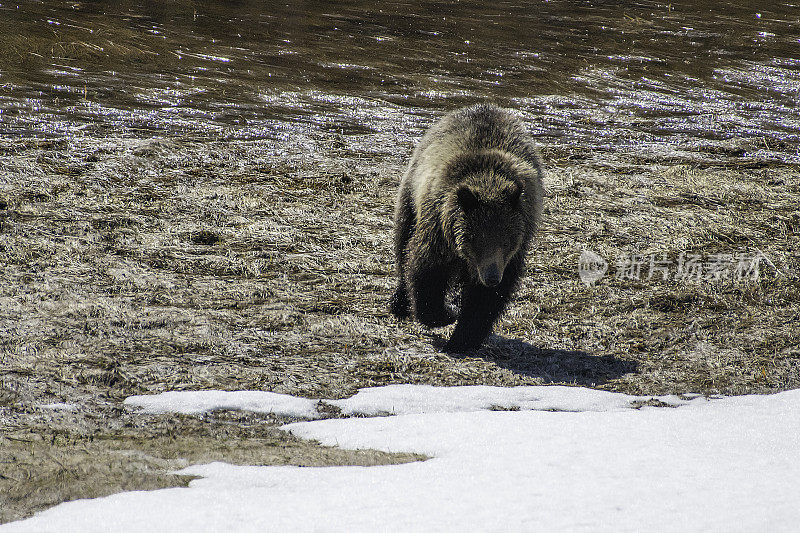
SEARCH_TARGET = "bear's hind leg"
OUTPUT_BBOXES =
[390,282,410,319]
[390,190,415,319]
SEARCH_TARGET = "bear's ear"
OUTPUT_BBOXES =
[508,184,522,207]
[456,186,479,211]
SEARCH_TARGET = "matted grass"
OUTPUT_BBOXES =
[1,135,798,522]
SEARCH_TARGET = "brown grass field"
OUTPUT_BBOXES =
[1,134,798,522]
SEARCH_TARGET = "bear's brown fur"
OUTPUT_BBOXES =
[390,103,544,352]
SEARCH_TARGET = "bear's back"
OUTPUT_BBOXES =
[424,104,539,169]
[405,104,541,206]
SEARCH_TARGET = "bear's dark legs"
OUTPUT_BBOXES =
[390,191,415,319]
[408,266,456,328]
[444,255,523,353]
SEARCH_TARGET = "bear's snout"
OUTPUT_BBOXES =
[479,262,502,287]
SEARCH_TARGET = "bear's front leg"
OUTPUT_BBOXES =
[408,266,457,328]
[444,256,522,353]
[443,284,503,352]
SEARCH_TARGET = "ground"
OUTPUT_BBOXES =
[1,134,798,523]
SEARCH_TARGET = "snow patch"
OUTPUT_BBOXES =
[124,390,320,419]
[124,384,701,419]
[38,402,78,412]
[332,384,640,415]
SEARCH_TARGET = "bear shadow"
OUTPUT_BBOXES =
[429,334,637,387]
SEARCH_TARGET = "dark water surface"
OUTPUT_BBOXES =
[1,1,798,161]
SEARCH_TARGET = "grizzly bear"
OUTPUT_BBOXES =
[390,103,544,353]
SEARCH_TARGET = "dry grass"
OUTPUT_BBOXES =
[1,134,798,522]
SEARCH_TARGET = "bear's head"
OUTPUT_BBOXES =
[448,179,527,288]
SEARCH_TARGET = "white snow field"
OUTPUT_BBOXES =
[7,385,800,533]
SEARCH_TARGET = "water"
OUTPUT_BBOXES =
[1,0,798,162]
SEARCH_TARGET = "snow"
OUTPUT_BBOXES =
[6,385,800,532]
[124,384,697,418]
[329,383,692,415]
[124,390,321,419]
[38,402,78,412]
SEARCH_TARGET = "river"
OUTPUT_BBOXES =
[1,1,798,163]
